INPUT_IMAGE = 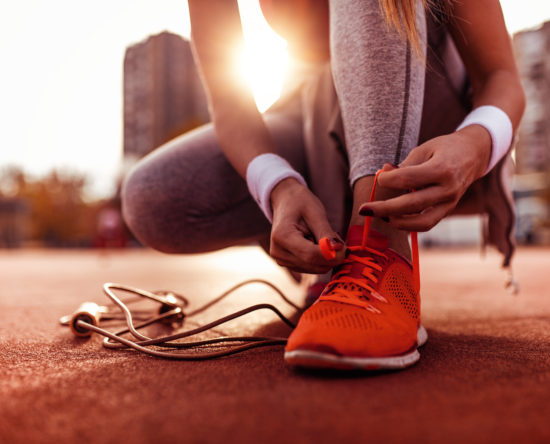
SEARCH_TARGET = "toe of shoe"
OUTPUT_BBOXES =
[285,301,417,358]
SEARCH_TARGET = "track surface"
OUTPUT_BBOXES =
[1,246,550,443]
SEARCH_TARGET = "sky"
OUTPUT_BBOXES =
[1,0,549,199]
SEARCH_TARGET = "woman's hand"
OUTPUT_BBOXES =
[359,125,492,231]
[269,178,346,274]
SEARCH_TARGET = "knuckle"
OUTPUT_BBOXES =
[410,195,424,213]
[270,248,282,261]
[270,231,284,246]
[435,161,454,181]
[269,242,285,259]
[441,187,456,201]
[413,222,431,232]
[439,167,453,182]
[448,168,464,188]
[393,173,410,189]
[424,220,437,231]
[449,184,463,200]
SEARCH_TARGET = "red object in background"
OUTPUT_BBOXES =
[94,207,126,248]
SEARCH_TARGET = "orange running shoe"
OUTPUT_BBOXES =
[285,223,427,371]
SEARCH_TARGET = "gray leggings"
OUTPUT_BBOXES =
[122,1,470,254]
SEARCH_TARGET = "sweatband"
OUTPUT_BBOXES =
[246,153,307,223]
[456,105,513,176]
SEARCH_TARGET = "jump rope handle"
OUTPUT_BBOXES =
[68,302,104,337]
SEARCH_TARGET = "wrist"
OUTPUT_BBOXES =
[246,153,307,223]
[456,105,513,176]
[456,125,492,179]
[270,177,304,212]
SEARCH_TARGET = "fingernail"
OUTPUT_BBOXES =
[382,163,398,171]
[359,208,374,217]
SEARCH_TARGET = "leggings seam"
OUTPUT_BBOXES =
[395,40,412,165]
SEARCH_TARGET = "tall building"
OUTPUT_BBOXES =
[513,22,550,174]
[123,31,209,159]
[513,22,550,243]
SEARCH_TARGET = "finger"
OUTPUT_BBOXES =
[271,243,333,274]
[291,206,346,265]
[381,163,398,172]
[359,185,453,217]
[301,205,346,257]
[389,203,453,232]
[294,220,345,258]
[294,220,315,241]
[374,146,432,189]
[271,229,339,272]
[398,144,433,168]
[377,157,442,191]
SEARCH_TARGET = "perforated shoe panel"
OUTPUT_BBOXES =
[380,261,420,322]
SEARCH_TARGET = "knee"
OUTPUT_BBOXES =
[121,162,188,254]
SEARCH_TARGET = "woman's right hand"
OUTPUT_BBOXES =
[269,178,346,274]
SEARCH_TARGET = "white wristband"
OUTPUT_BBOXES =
[246,153,307,223]
[456,105,513,176]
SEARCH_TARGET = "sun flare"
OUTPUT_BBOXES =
[236,0,289,112]
[237,44,288,112]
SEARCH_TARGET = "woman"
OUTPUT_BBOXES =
[122,0,525,370]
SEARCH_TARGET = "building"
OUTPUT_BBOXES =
[513,22,550,174]
[512,22,550,243]
[123,31,209,159]
[0,198,30,248]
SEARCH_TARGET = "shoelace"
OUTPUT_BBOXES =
[320,169,420,312]
[320,245,389,313]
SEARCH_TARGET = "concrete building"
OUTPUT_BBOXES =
[123,31,209,159]
[513,22,550,174]
[512,22,550,243]
[0,198,30,248]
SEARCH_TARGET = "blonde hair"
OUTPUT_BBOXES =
[379,0,449,54]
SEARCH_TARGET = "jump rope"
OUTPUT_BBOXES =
[60,171,420,360]
[59,241,345,360]
[59,280,302,360]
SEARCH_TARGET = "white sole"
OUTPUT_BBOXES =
[417,324,428,347]
[284,325,428,371]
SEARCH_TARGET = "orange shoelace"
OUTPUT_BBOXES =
[320,169,420,312]
[320,244,389,313]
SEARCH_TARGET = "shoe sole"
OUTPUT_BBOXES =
[284,325,428,371]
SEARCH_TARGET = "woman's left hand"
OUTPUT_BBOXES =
[359,125,492,231]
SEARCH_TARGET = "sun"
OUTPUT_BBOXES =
[236,0,289,112]
[237,43,288,112]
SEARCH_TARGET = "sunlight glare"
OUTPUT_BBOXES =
[237,0,289,112]
[237,44,288,112]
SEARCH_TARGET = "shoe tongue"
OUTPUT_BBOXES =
[346,225,389,250]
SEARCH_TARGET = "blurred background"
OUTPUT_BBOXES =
[0,0,549,249]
